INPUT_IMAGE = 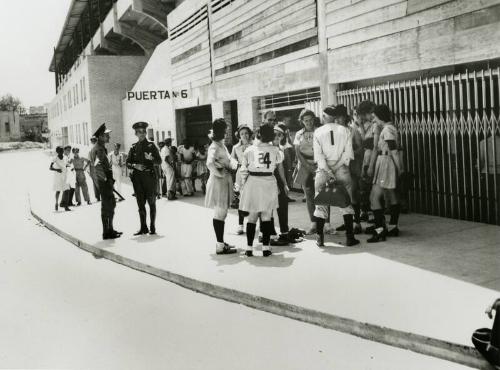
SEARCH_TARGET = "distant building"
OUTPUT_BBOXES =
[19,113,48,141]
[0,111,21,142]
[29,106,47,115]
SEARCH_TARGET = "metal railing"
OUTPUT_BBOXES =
[337,68,500,225]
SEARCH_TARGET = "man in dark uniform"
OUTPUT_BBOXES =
[88,136,101,202]
[126,121,162,235]
[89,124,121,240]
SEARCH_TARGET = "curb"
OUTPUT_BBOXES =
[30,209,491,370]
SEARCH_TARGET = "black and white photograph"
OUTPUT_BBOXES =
[1,0,500,369]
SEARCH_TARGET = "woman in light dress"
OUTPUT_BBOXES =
[49,146,70,211]
[205,119,238,255]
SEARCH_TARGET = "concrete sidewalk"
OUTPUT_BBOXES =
[29,181,499,369]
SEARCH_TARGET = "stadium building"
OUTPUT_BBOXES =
[48,0,500,224]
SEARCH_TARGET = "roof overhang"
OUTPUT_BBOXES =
[49,0,89,72]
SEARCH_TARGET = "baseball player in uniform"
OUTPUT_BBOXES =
[89,123,121,240]
[231,124,253,234]
[313,105,359,247]
[368,104,402,243]
[126,121,162,235]
[239,124,284,257]
[205,119,238,255]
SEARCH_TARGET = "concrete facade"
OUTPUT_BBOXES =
[0,111,21,142]
[121,40,175,150]
[48,54,146,154]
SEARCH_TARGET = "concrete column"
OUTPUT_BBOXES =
[237,97,259,129]
[316,0,336,109]
[211,101,224,119]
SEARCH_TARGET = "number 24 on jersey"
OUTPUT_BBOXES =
[255,151,272,169]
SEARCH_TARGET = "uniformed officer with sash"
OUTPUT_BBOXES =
[126,121,162,235]
[89,123,121,240]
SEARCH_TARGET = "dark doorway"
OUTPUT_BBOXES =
[185,105,212,147]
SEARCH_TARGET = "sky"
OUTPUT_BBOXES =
[0,0,69,108]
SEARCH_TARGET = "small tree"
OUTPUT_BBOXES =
[0,94,23,112]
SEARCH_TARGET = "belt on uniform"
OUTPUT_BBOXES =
[301,153,314,160]
[378,150,390,155]
[249,171,273,177]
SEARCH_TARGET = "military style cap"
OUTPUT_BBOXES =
[323,105,336,117]
[132,121,148,130]
[93,123,111,138]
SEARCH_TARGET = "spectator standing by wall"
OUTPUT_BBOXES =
[108,143,124,196]
[72,147,91,206]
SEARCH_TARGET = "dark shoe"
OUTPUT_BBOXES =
[270,237,289,246]
[345,236,360,247]
[216,245,238,255]
[316,234,325,247]
[263,250,272,257]
[112,230,123,236]
[365,225,376,235]
[76,202,81,206]
[55,204,58,211]
[287,197,296,203]
[336,224,346,232]
[353,223,363,234]
[87,201,92,205]
[64,207,71,211]
[103,232,120,240]
[149,226,156,235]
[134,228,149,236]
[367,229,387,243]
[387,227,399,237]
[245,250,253,257]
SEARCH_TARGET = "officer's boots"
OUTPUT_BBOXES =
[109,215,122,237]
[343,214,360,247]
[102,216,120,240]
[134,210,149,235]
[149,206,157,235]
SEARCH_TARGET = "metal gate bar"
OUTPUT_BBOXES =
[337,68,500,225]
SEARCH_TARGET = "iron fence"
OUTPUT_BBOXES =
[337,69,500,225]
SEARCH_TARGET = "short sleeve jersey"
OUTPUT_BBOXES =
[294,128,315,158]
[243,142,283,173]
[378,124,398,153]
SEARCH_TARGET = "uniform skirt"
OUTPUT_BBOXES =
[205,172,233,209]
[239,175,279,213]
[373,155,397,189]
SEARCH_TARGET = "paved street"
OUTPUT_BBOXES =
[0,150,479,369]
